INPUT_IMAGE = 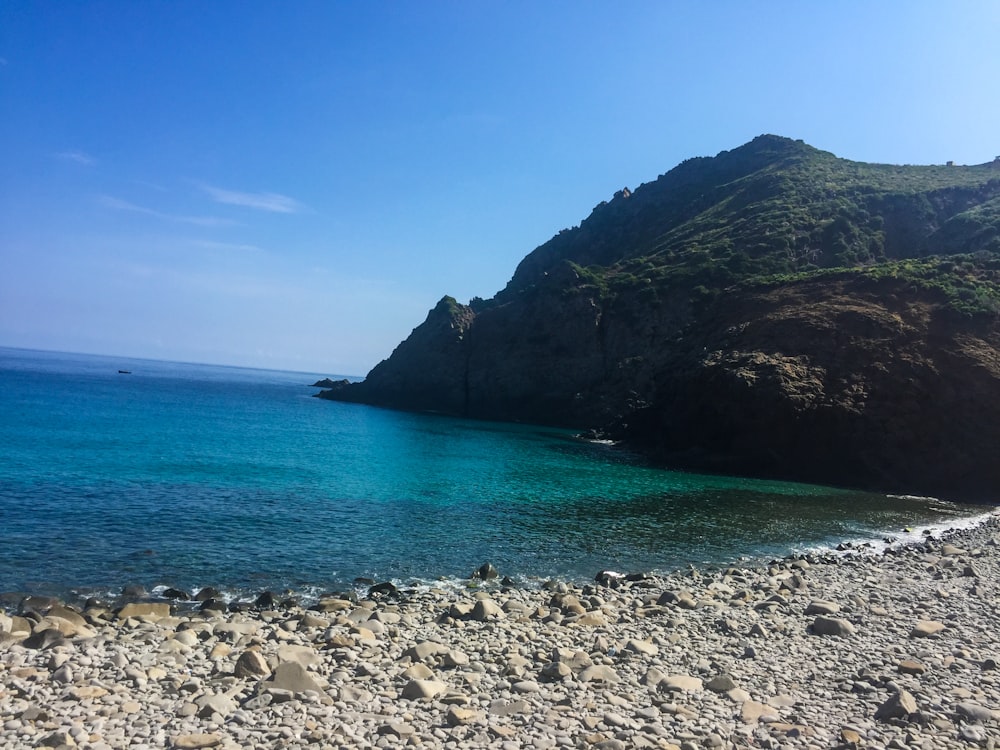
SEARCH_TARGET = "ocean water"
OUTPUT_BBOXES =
[0,346,989,603]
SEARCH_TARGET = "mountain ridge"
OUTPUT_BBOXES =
[319,136,1000,501]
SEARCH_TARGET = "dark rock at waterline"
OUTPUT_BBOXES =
[18,595,60,616]
[199,598,226,613]
[354,577,376,586]
[312,378,350,389]
[625,573,653,583]
[121,585,147,601]
[228,601,252,613]
[473,562,499,580]
[501,576,516,587]
[254,591,276,609]
[368,581,398,599]
[194,587,220,602]
[595,570,625,587]
[162,588,190,600]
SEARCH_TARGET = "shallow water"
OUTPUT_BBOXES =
[0,346,987,601]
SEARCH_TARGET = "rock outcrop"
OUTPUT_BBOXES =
[319,136,1000,501]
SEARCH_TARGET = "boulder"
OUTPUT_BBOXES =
[804,600,840,615]
[661,674,703,693]
[117,602,171,621]
[875,690,918,721]
[473,562,499,580]
[401,679,447,700]
[234,649,270,679]
[910,620,946,637]
[471,598,504,621]
[262,661,323,694]
[811,616,855,636]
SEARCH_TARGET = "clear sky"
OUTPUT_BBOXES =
[2,2,998,375]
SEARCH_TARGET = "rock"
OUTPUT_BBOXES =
[595,571,626,587]
[400,679,447,700]
[196,693,236,719]
[955,702,995,723]
[262,661,323,694]
[574,612,608,627]
[625,638,658,656]
[339,684,373,703]
[910,620,946,637]
[727,687,752,703]
[471,598,504,620]
[841,728,862,744]
[116,602,171,621]
[741,701,778,724]
[50,664,73,684]
[38,730,75,747]
[705,674,738,692]
[473,562,499,580]
[162,587,190,600]
[441,649,470,668]
[69,685,109,700]
[121,584,147,600]
[21,628,68,650]
[812,615,856,636]
[402,663,435,680]
[299,612,329,629]
[377,722,415,738]
[368,581,397,598]
[276,644,321,667]
[172,734,223,749]
[578,665,620,683]
[446,706,483,726]
[875,690,918,721]
[253,591,276,609]
[512,680,540,693]
[898,659,926,675]
[960,725,988,743]
[234,649,270,678]
[804,599,841,615]
[661,675,703,693]
[402,641,447,663]
[540,661,573,681]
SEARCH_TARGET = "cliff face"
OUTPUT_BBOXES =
[319,136,1000,501]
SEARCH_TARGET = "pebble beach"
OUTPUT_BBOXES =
[3,515,1000,750]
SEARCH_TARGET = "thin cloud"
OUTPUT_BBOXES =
[54,150,96,166]
[191,239,264,253]
[200,184,302,213]
[97,194,236,227]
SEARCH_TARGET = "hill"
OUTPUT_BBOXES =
[319,136,1000,501]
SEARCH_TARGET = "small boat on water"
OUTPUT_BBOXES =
[118,370,131,374]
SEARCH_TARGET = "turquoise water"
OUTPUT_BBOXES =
[0,346,987,601]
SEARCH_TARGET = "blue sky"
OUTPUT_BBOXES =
[2,2,998,375]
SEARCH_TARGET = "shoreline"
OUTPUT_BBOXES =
[3,516,1000,749]
[3,500,993,613]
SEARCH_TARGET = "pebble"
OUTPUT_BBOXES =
[3,513,1000,749]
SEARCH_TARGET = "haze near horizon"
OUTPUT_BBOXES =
[2,2,998,375]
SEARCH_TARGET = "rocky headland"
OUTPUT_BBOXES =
[320,136,1000,502]
[3,517,1000,749]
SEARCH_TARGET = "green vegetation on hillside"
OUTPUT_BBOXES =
[507,136,1000,318]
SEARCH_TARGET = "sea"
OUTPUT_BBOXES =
[0,346,992,605]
